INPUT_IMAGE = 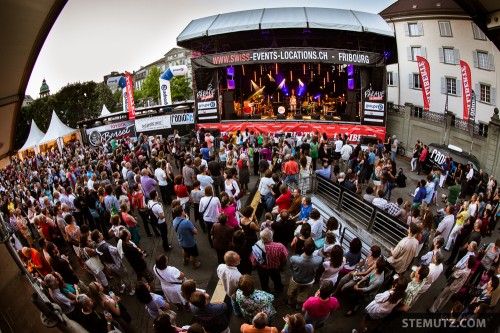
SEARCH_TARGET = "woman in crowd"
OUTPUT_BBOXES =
[135,281,171,318]
[154,254,186,310]
[236,274,276,324]
[229,230,253,275]
[211,213,235,264]
[238,205,259,248]
[320,245,345,285]
[219,194,238,229]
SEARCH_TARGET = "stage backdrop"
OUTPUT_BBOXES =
[197,122,386,143]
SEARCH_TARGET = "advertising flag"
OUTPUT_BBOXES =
[159,78,172,105]
[468,90,476,136]
[125,71,136,120]
[416,56,431,111]
[460,60,472,121]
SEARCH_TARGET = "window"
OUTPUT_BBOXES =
[387,72,398,86]
[480,84,491,104]
[474,51,494,70]
[439,21,452,37]
[409,73,421,89]
[472,23,486,40]
[411,47,421,61]
[412,106,424,118]
[439,47,459,64]
[447,78,457,95]
[441,77,461,96]
[406,22,423,36]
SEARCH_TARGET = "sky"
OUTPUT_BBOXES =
[25,0,396,98]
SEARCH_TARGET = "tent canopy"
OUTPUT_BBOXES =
[39,110,78,145]
[100,104,111,117]
[18,120,45,152]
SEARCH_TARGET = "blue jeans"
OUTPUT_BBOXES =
[391,151,396,162]
[384,181,394,200]
[231,297,242,317]
[285,174,297,184]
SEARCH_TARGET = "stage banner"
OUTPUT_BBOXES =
[191,47,385,69]
[416,56,431,111]
[135,115,172,133]
[170,113,195,126]
[159,79,172,106]
[194,69,220,124]
[460,60,473,121]
[197,122,386,143]
[468,90,476,136]
[86,120,137,148]
[125,71,136,120]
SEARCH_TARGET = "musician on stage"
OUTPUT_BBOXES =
[322,94,330,114]
[290,90,297,113]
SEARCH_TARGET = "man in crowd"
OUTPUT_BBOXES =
[387,222,420,276]
[173,204,201,269]
[217,251,242,317]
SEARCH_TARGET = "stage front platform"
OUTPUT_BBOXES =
[197,120,386,143]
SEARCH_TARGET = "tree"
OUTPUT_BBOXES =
[170,76,193,102]
[141,66,161,102]
[94,82,117,113]
[54,81,100,127]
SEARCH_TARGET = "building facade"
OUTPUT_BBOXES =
[381,0,499,125]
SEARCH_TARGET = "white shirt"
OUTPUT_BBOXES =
[340,144,353,161]
[437,214,455,241]
[334,139,343,153]
[420,263,443,295]
[217,264,241,297]
[87,178,95,190]
[467,203,477,220]
[466,168,474,180]
[365,290,399,320]
[154,168,168,186]
[308,218,324,241]
[148,200,165,224]
[196,174,213,191]
[372,197,388,210]
[122,166,128,180]
[258,177,275,196]
[199,196,221,223]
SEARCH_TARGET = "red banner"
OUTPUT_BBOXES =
[460,60,472,121]
[125,72,136,120]
[197,122,386,143]
[416,56,431,111]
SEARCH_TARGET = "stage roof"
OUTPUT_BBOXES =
[178,7,394,42]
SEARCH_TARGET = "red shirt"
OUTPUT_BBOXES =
[174,185,190,198]
[30,249,52,277]
[283,161,299,175]
[250,241,289,269]
[303,296,340,318]
[275,189,291,212]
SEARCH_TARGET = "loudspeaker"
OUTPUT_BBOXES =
[325,115,334,121]
[252,114,261,119]
[312,114,320,120]
[346,103,357,121]
[230,112,238,120]
[347,90,356,103]
[294,114,303,120]
[242,114,251,119]
[277,114,286,120]
[223,102,235,120]
[223,91,234,102]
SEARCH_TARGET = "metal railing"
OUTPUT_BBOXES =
[308,174,407,249]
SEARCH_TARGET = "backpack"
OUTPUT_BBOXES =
[396,169,407,188]
[148,203,159,225]
[251,240,267,265]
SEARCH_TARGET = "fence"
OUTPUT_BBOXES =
[287,174,408,250]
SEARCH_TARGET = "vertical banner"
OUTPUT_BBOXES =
[159,79,172,105]
[122,87,128,113]
[125,71,136,120]
[468,90,476,136]
[194,68,220,124]
[460,60,472,121]
[416,56,431,111]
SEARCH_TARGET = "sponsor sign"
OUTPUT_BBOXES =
[364,88,385,101]
[159,79,171,105]
[125,72,136,120]
[468,90,476,136]
[86,120,137,148]
[170,113,194,125]
[197,122,386,144]
[416,56,431,111]
[460,60,472,121]
[198,101,217,110]
[192,47,384,68]
[364,111,385,117]
[197,108,218,115]
[135,115,171,132]
[364,102,385,111]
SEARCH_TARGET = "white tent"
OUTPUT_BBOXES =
[99,104,111,117]
[19,120,45,152]
[39,111,79,146]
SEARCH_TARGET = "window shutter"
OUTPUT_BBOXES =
[409,74,414,89]
[473,51,479,67]
[488,54,495,70]
[492,88,497,105]
[407,47,413,61]
[438,48,444,63]
[404,24,409,36]
[441,77,446,94]
[421,47,427,59]
[394,73,398,86]
[475,84,480,95]
[454,49,460,64]
[417,23,424,35]
[457,80,462,96]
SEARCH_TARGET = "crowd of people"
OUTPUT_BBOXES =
[1,128,499,333]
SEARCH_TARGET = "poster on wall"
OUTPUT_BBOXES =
[194,69,220,123]
[86,120,137,148]
[135,115,171,133]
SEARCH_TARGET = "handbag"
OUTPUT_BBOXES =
[153,297,177,325]
[81,248,104,275]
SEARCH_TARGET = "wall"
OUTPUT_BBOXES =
[386,17,499,124]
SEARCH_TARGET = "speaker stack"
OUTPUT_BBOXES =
[325,115,334,121]
[311,114,320,120]
[294,114,303,120]
[252,114,261,119]
[223,91,234,120]
[277,114,286,120]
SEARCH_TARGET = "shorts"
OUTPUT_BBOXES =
[136,267,154,283]
[182,244,199,257]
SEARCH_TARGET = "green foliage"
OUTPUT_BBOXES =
[140,66,161,101]
[170,76,193,102]
[95,82,117,113]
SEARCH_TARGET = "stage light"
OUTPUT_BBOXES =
[251,80,260,90]
[327,71,329,83]
[303,64,306,75]
[254,71,257,82]
[277,79,286,90]
[298,79,304,86]
[275,63,278,75]
[267,73,275,82]
[318,64,321,75]
[242,65,245,76]
[290,70,293,81]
